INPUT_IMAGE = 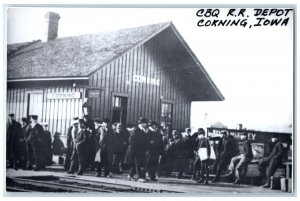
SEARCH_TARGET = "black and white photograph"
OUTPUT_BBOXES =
[3,3,295,196]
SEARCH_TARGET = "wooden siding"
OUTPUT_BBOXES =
[89,34,192,130]
[6,84,85,136]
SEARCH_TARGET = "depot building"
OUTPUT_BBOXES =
[7,12,224,136]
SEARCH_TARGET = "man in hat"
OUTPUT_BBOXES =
[191,128,206,180]
[158,129,175,177]
[52,132,65,156]
[195,128,211,184]
[259,135,285,188]
[112,123,129,174]
[19,117,30,169]
[124,117,150,182]
[67,118,91,175]
[145,121,164,181]
[172,129,188,179]
[41,122,52,166]
[28,115,45,171]
[211,131,237,183]
[65,117,79,171]
[183,128,198,177]
[94,118,114,177]
[6,113,22,170]
[24,117,34,170]
[227,132,253,184]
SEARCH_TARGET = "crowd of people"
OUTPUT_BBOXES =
[7,113,286,187]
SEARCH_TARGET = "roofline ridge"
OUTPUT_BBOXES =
[33,21,173,44]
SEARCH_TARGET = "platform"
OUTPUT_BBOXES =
[5,166,290,195]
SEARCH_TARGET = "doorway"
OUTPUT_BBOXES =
[112,96,128,126]
[160,101,173,135]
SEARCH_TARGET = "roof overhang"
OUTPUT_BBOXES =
[7,76,89,83]
[168,23,224,101]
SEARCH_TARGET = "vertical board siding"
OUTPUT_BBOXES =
[7,85,85,136]
[89,38,193,130]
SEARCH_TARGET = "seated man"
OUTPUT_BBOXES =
[212,131,236,183]
[227,132,253,184]
[258,135,285,188]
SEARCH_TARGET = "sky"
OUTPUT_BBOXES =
[6,6,294,133]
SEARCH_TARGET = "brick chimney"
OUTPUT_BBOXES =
[43,12,60,41]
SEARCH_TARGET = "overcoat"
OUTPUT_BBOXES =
[124,127,149,166]
[6,120,22,159]
[94,126,114,163]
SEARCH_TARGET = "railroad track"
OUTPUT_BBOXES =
[7,176,181,193]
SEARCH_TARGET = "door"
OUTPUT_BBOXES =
[112,96,128,126]
[27,92,43,122]
[160,102,173,135]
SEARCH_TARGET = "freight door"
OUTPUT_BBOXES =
[27,92,43,122]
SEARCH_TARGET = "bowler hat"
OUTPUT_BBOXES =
[31,115,38,120]
[8,113,14,117]
[198,128,205,134]
[21,117,27,123]
[78,118,85,124]
[103,118,111,124]
[148,120,158,127]
[54,132,61,137]
[94,118,101,124]
[138,117,148,124]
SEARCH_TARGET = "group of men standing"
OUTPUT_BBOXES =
[7,113,287,187]
[6,114,52,171]
[64,117,164,182]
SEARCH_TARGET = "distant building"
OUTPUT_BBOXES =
[7,12,224,136]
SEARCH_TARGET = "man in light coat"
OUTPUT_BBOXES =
[227,132,253,184]
[94,118,114,177]
[67,119,90,175]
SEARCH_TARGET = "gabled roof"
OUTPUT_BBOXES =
[7,22,224,101]
[7,22,171,80]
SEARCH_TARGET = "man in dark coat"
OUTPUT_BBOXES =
[183,128,198,177]
[41,122,52,166]
[124,117,150,182]
[6,113,22,170]
[67,119,91,175]
[227,132,253,184]
[145,121,164,181]
[112,123,129,174]
[212,131,236,183]
[94,118,114,177]
[52,132,65,156]
[24,117,34,170]
[84,115,96,171]
[259,135,285,188]
[172,130,188,179]
[65,117,79,171]
[195,128,211,184]
[19,117,29,169]
[157,127,170,176]
[28,115,45,171]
